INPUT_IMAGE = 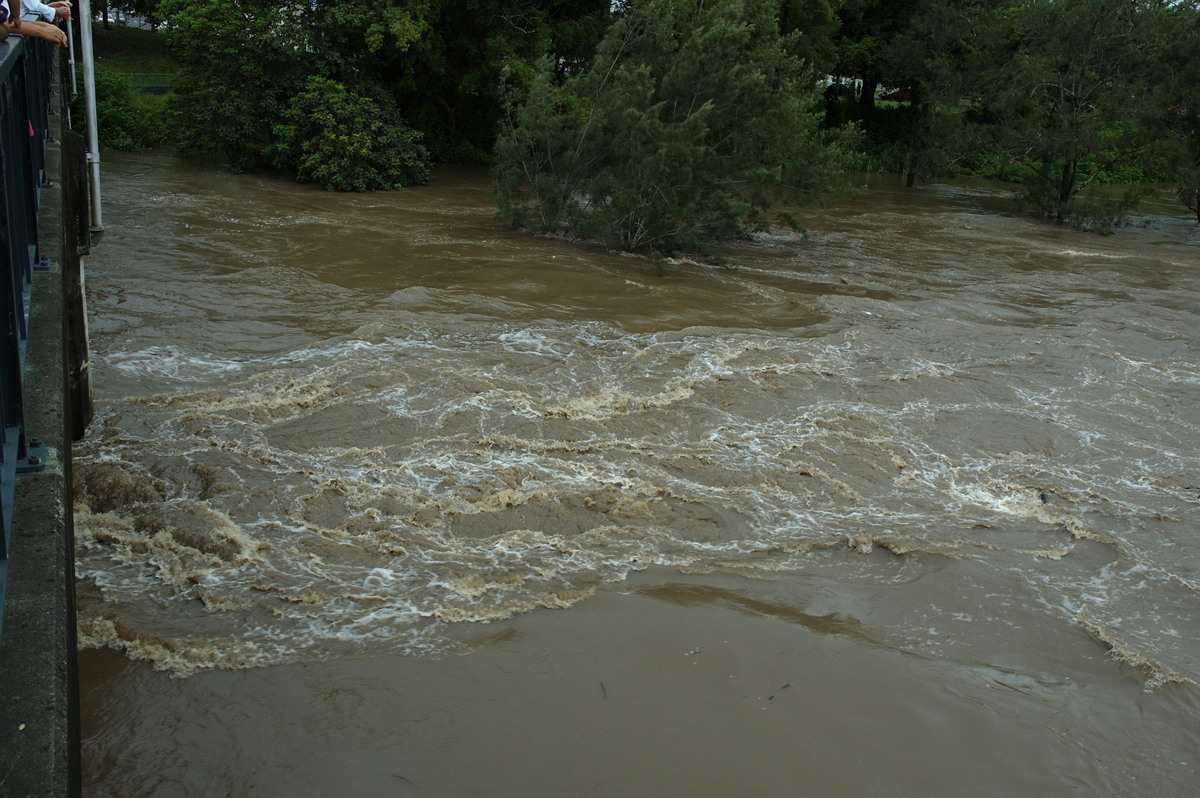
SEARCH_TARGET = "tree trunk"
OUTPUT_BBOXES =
[435,95,458,141]
[1037,152,1052,183]
[906,101,931,189]
[859,74,878,117]
[1056,158,1077,223]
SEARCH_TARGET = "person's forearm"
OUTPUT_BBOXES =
[15,19,65,45]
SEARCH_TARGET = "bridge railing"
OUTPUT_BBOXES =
[0,34,62,637]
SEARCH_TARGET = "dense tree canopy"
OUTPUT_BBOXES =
[1159,0,1200,222]
[161,0,610,181]
[311,0,612,162]
[976,0,1164,225]
[877,0,1001,186]
[494,0,857,253]
[825,0,1198,224]
[160,1,312,172]
[131,0,1200,226]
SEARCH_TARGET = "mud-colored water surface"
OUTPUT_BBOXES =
[76,153,1200,796]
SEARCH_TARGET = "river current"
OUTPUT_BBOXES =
[76,153,1199,796]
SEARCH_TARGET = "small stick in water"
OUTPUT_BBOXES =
[600,681,608,699]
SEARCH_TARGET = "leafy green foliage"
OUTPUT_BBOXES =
[877,0,1001,185]
[779,0,840,71]
[112,0,1200,227]
[157,0,437,189]
[973,0,1163,225]
[494,0,857,254]
[161,0,310,171]
[822,0,1199,229]
[1158,2,1200,222]
[313,0,612,163]
[842,105,918,173]
[269,77,431,192]
[833,0,922,114]
[77,69,167,150]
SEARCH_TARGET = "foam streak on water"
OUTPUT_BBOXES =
[74,159,1200,691]
[77,304,1200,681]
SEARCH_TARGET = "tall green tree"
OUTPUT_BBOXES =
[1158,0,1200,221]
[778,0,840,71]
[161,0,310,172]
[980,0,1164,226]
[313,0,612,162]
[879,0,1003,186]
[494,0,856,254]
[832,0,921,116]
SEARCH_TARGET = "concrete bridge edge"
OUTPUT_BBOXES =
[0,50,84,798]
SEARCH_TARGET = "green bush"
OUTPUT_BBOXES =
[269,77,431,192]
[843,139,909,174]
[77,69,167,150]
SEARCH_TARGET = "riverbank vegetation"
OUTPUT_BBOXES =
[493,0,858,253]
[90,0,1200,236]
[83,25,172,150]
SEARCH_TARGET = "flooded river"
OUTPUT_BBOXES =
[76,152,1199,796]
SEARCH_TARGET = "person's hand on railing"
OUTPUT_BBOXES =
[47,1,69,22]
[6,19,66,47]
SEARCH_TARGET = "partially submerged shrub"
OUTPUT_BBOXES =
[493,0,856,255]
[270,76,430,192]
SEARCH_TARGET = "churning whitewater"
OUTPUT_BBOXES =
[73,158,1200,691]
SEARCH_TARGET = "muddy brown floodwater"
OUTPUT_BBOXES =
[76,152,1199,796]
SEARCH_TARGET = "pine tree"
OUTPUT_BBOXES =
[494,0,856,255]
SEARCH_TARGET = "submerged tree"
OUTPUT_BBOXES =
[1172,109,1200,223]
[979,0,1162,227]
[1159,0,1200,222]
[879,0,1002,187]
[268,77,431,192]
[494,0,856,254]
